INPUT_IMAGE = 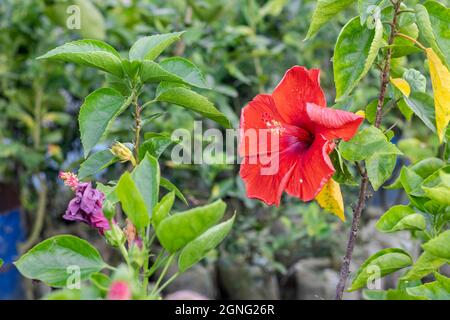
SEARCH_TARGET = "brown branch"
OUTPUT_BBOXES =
[335,0,402,300]
[335,164,369,300]
[375,0,402,128]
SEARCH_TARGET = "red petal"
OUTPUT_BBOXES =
[272,66,326,127]
[306,103,364,141]
[239,94,288,157]
[285,135,335,201]
[240,152,296,206]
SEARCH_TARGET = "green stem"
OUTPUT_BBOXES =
[146,251,167,278]
[119,243,131,266]
[111,223,131,267]
[133,98,142,163]
[20,175,47,253]
[151,253,175,296]
[396,33,427,51]
[153,272,180,297]
[141,99,157,109]
[20,83,46,253]
[142,252,150,294]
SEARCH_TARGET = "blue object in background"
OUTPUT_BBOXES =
[0,208,25,299]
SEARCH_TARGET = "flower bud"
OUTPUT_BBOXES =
[107,280,132,300]
[110,142,136,166]
[104,223,126,247]
[129,241,146,268]
[103,200,116,221]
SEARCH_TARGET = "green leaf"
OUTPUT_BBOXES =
[423,230,450,260]
[160,177,188,205]
[403,69,427,92]
[90,272,111,292]
[156,87,231,128]
[37,40,123,77]
[96,182,119,204]
[385,289,427,300]
[0,258,3,268]
[305,0,355,40]
[391,45,422,58]
[358,0,383,26]
[366,154,397,191]
[365,98,392,124]
[330,151,356,185]
[423,1,450,67]
[139,60,188,84]
[387,157,445,189]
[334,17,383,100]
[129,32,184,61]
[15,235,105,288]
[365,99,378,124]
[131,153,160,217]
[79,88,128,157]
[187,0,224,22]
[155,81,189,96]
[76,0,105,40]
[376,205,426,233]
[402,251,448,281]
[78,150,117,180]
[415,4,447,68]
[179,215,234,272]
[349,248,413,291]
[422,166,450,206]
[138,133,174,160]
[404,92,436,133]
[400,166,425,196]
[340,126,402,161]
[105,74,131,96]
[152,191,175,228]
[44,288,82,300]
[406,273,450,300]
[397,98,414,121]
[398,138,436,164]
[412,157,445,178]
[397,277,422,290]
[391,23,420,58]
[362,289,387,300]
[363,288,428,300]
[159,57,208,88]
[117,172,150,230]
[156,199,226,253]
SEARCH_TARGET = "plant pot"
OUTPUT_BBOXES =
[0,184,25,300]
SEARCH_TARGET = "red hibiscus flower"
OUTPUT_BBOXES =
[239,66,363,206]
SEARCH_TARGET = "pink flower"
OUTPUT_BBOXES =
[107,281,132,300]
[59,171,79,189]
[63,181,110,234]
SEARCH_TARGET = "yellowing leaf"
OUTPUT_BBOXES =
[426,48,450,143]
[390,77,411,97]
[316,178,345,221]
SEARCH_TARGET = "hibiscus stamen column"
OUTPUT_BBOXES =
[334,0,403,300]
